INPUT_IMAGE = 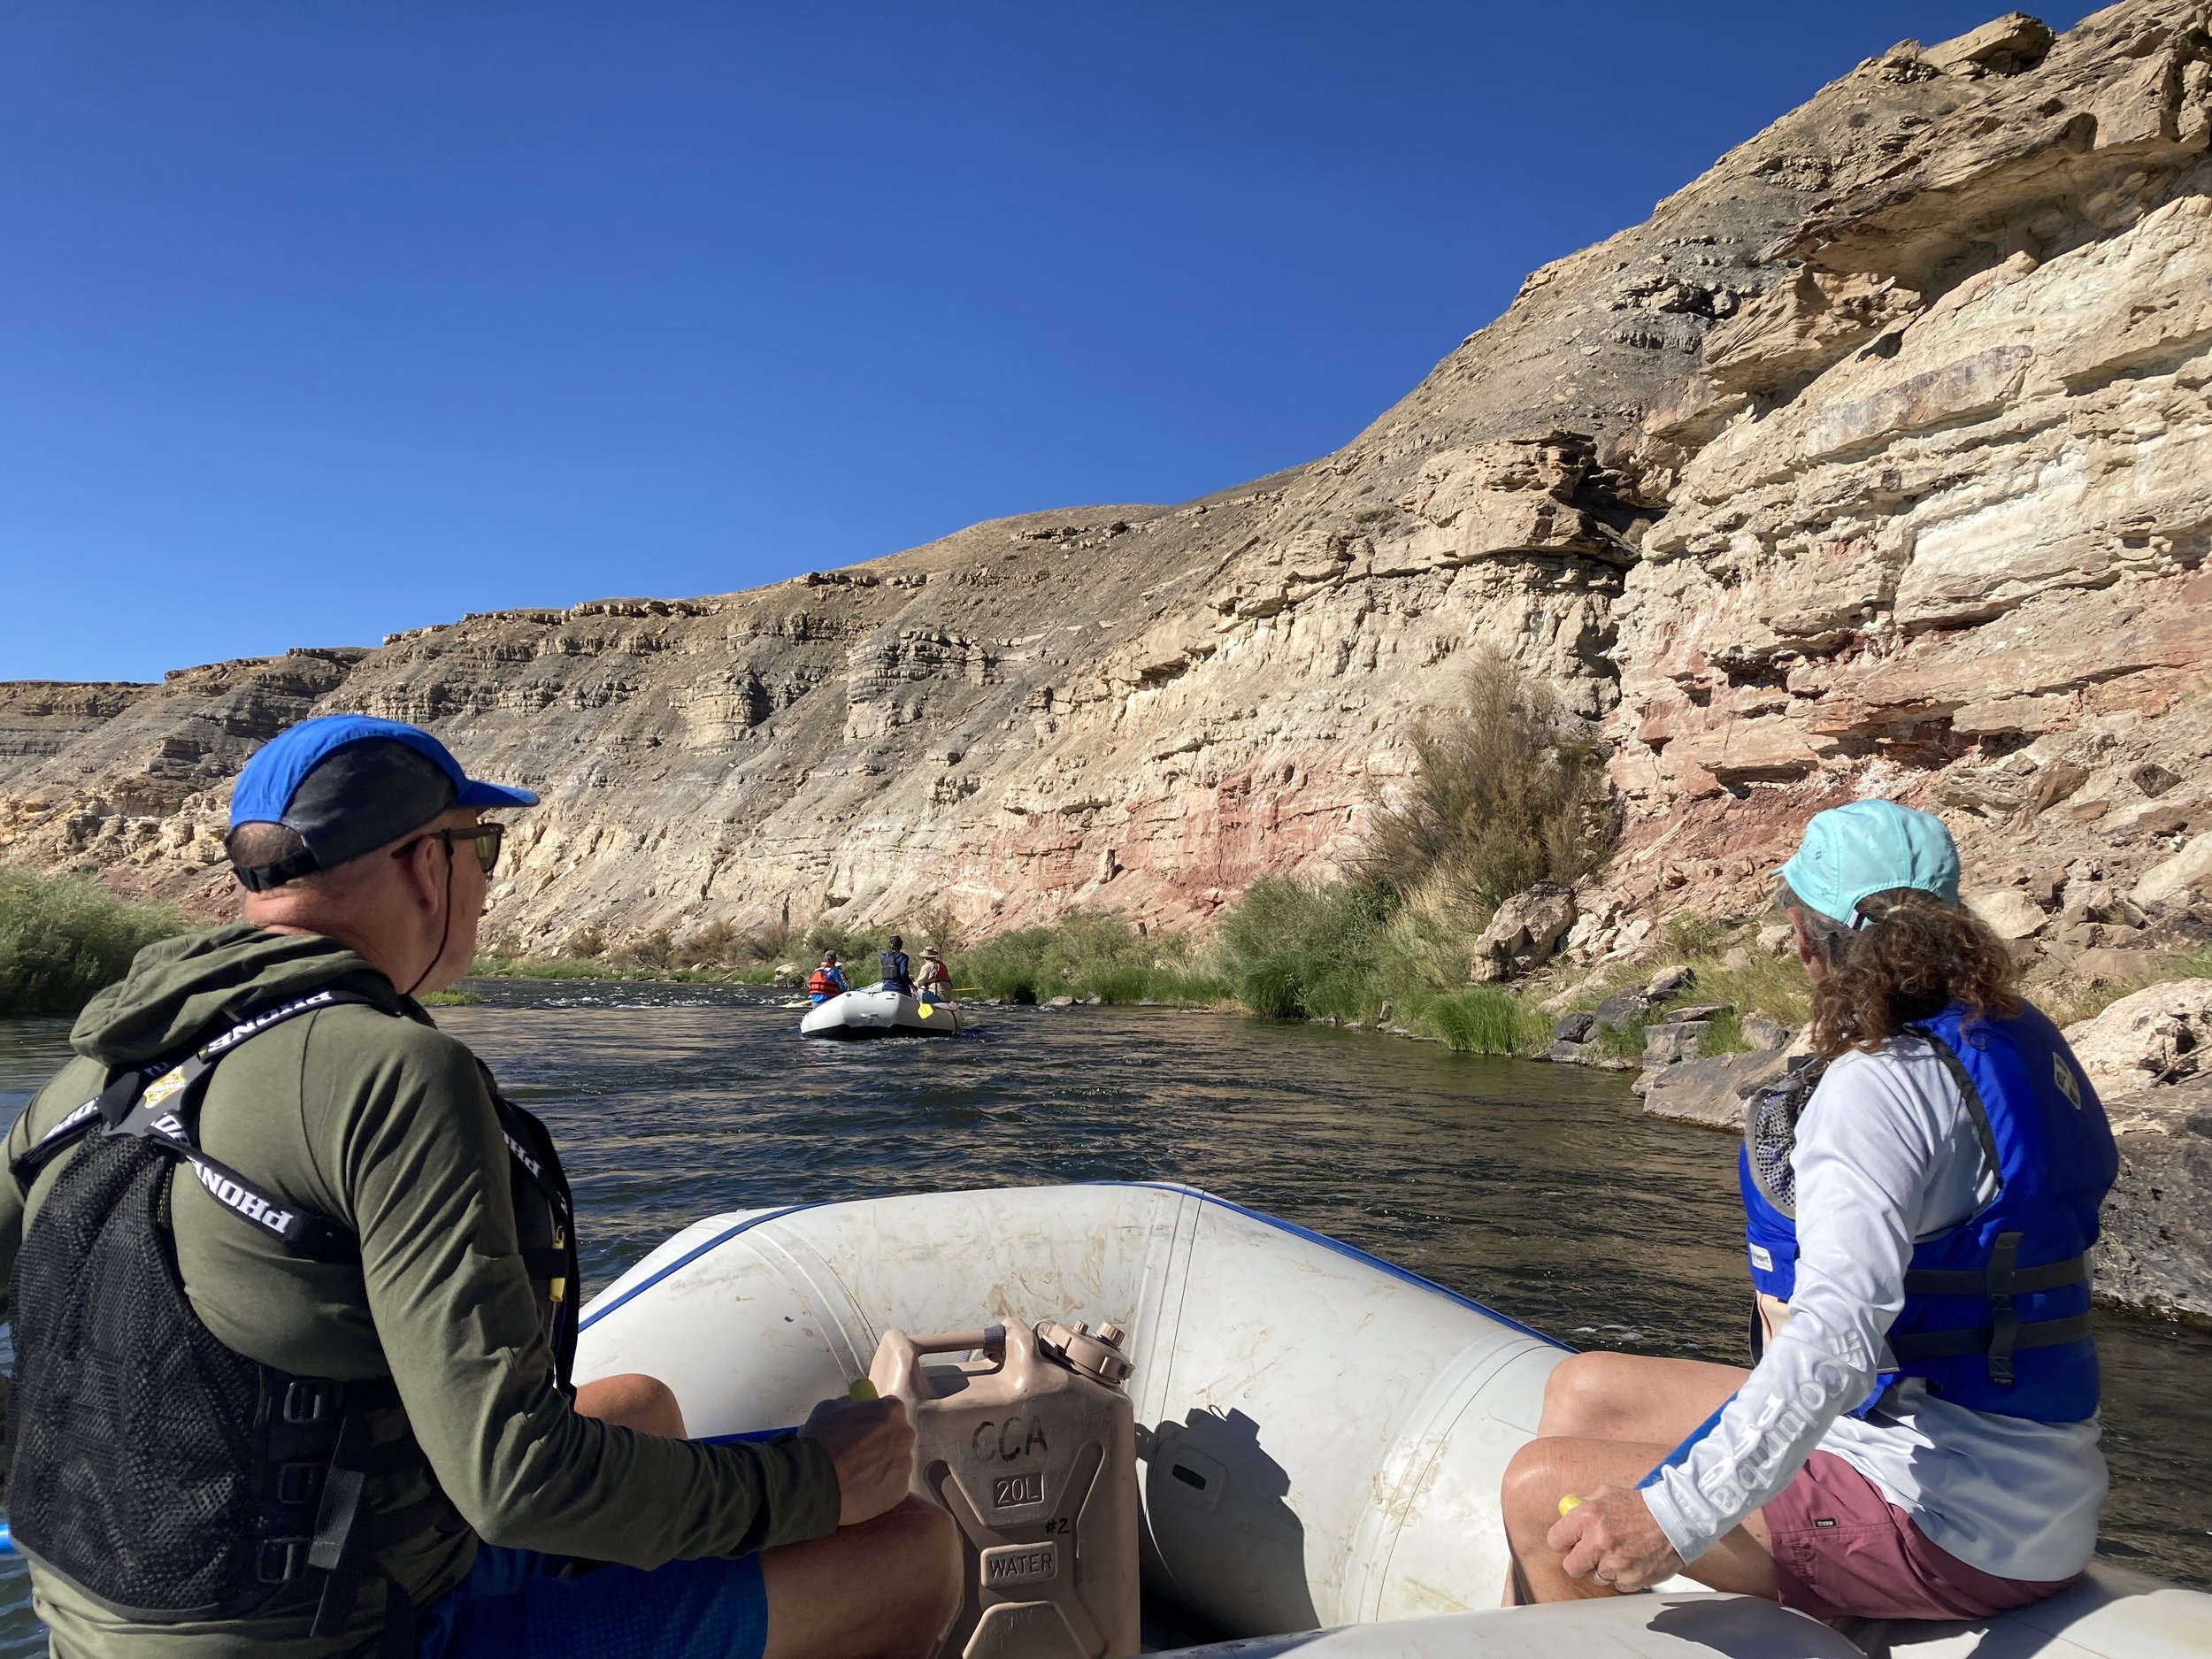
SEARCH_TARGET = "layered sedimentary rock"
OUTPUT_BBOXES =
[4,3,2211,958]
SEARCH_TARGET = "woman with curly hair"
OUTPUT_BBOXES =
[1502,800,2116,1623]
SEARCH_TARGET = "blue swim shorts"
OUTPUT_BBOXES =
[416,1544,770,1659]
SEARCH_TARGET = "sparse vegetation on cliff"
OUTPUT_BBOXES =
[0,869,183,1018]
[1363,651,1613,914]
[1194,656,1615,1053]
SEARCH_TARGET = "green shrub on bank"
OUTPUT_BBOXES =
[799,919,887,969]
[0,869,184,1017]
[1421,986,1550,1056]
[1597,1016,1649,1064]
[1166,651,1623,1051]
[1363,649,1613,916]
[1697,1008,1747,1057]
[472,949,618,980]
[961,911,1224,1005]
[1203,876,1550,1055]
[1216,879,1390,1021]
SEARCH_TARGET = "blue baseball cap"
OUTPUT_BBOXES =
[1778,799,1961,927]
[227,715,535,889]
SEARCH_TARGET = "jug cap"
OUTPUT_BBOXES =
[1039,1318,1133,1388]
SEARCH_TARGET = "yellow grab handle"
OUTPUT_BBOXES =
[1558,1493,1585,1517]
[849,1379,879,1402]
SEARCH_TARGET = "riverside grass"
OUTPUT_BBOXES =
[1212,876,1552,1055]
[476,910,1232,1007]
[0,868,184,1018]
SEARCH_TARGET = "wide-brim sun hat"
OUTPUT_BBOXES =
[229,714,536,888]
[1778,798,1960,927]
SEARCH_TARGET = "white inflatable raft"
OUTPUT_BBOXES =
[574,1182,2212,1658]
[799,986,963,1039]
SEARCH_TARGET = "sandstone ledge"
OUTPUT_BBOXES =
[1640,1048,1789,1131]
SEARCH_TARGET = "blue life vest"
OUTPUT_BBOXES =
[1737,1002,2114,1423]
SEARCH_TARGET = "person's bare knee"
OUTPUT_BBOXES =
[1537,1353,1746,1446]
[764,1497,962,1659]
[1539,1352,1644,1440]
[886,1498,961,1646]
[1538,1355,1606,1438]
[1500,1440,1570,1545]
[573,1372,687,1439]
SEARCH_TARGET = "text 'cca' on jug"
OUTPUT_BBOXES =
[870,1318,1139,1659]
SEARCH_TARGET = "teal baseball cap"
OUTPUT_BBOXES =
[1778,799,1960,927]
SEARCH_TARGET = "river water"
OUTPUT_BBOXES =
[0,980,2205,1652]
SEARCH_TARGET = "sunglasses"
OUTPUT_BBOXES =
[394,822,505,877]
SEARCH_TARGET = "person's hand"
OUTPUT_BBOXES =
[802,1394,916,1525]
[1548,1486,1683,1593]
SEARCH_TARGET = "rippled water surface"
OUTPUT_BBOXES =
[2,980,2206,1651]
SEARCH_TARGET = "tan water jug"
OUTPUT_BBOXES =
[870,1319,1139,1659]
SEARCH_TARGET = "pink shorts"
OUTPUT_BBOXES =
[1763,1451,2078,1622]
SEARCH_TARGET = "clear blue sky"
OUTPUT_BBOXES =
[1,3,2085,684]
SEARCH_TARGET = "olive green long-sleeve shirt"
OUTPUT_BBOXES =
[0,926,841,1659]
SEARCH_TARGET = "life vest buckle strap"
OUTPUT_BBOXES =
[283,1379,342,1425]
[9,1080,133,1188]
[1986,1231,2023,1385]
[256,1538,312,1585]
[1887,1310,2095,1363]
[1901,1256,2088,1295]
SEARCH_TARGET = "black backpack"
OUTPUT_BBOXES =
[7,988,576,1646]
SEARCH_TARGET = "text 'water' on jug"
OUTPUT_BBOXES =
[870,1319,1139,1659]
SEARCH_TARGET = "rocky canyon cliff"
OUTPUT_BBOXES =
[6,2,2211,958]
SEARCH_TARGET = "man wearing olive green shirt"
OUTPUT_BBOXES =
[0,716,957,1659]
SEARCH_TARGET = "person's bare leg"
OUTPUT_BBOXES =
[761,1496,962,1659]
[1536,1351,1747,1443]
[1501,1436,1776,1605]
[573,1372,687,1439]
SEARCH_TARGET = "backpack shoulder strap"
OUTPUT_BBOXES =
[12,988,389,1263]
[10,1069,141,1187]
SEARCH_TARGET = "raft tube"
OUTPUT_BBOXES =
[799,986,962,1040]
[573,1182,2212,1657]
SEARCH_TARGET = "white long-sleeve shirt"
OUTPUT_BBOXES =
[1642,1037,2107,1582]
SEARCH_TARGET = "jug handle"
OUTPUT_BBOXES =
[869,1325,1005,1399]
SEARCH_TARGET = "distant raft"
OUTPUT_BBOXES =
[799,986,963,1040]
